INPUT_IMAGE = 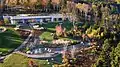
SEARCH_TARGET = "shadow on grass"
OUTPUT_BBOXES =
[46,29,55,33]
[40,21,73,31]
[0,28,23,55]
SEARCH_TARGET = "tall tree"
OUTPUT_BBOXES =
[47,0,52,12]
[35,0,42,9]
[60,0,67,10]
[116,0,120,4]
[95,39,111,67]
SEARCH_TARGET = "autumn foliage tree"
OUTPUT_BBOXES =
[56,25,63,36]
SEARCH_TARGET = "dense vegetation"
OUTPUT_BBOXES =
[86,22,120,67]
[2,0,66,13]
[52,1,120,66]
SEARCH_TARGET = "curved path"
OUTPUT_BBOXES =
[13,51,60,59]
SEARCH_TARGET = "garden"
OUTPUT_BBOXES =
[39,21,84,47]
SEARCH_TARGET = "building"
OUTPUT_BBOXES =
[3,14,68,24]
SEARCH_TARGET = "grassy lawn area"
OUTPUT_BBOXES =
[0,28,23,55]
[40,21,75,41]
[40,32,53,41]
[0,53,52,67]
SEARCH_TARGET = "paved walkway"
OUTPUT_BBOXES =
[13,51,60,59]
[14,31,33,51]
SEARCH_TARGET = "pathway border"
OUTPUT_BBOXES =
[14,30,33,51]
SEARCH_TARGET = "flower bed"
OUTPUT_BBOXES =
[39,39,80,47]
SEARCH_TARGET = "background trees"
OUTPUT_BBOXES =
[116,0,120,4]
[60,0,67,10]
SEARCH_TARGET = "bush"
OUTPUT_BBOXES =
[4,18,9,24]
[86,27,92,34]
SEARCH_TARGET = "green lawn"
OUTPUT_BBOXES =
[40,32,53,41]
[0,28,23,55]
[40,21,74,41]
[0,53,52,67]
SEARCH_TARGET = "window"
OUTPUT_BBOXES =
[54,18,57,21]
[58,18,62,21]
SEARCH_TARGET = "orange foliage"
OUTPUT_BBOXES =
[56,25,63,36]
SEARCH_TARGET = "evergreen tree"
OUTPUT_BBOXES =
[47,0,52,12]
[35,0,42,9]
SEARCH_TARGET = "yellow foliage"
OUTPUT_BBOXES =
[116,0,120,4]
[76,3,82,9]
[53,64,59,67]
[101,32,104,37]
[92,4,96,8]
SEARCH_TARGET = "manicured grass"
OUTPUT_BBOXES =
[40,32,53,41]
[0,28,23,55]
[0,53,52,67]
[40,21,74,31]
[40,21,75,41]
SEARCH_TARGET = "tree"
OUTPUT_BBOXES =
[116,0,120,4]
[110,42,120,67]
[60,0,68,21]
[95,39,111,67]
[69,2,78,29]
[46,0,52,12]
[4,18,9,24]
[56,25,63,36]
[35,0,42,9]
[60,0,67,10]
[102,39,110,51]
[23,0,30,8]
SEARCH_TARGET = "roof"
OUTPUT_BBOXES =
[8,14,63,20]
